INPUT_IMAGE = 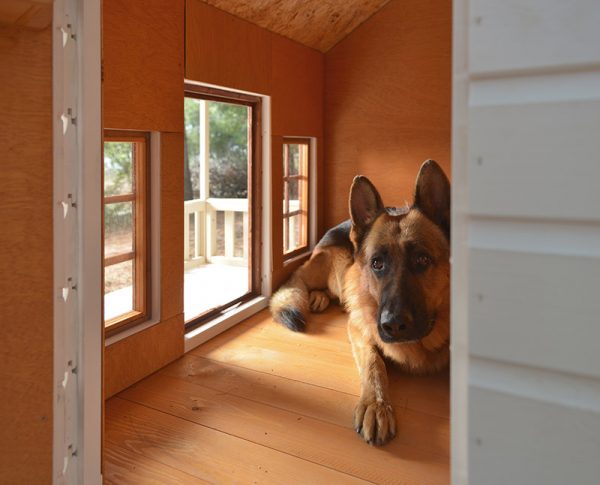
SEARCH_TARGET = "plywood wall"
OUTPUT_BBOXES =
[103,0,184,132]
[186,0,325,289]
[324,0,452,226]
[102,0,185,396]
[0,23,53,484]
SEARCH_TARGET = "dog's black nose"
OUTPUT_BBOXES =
[379,309,408,339]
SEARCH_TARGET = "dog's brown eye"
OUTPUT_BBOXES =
[371,257,384,272]
[414,254,432,270]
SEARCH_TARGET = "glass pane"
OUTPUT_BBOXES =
[286,144,300,175]
[104,202,133,258]
[234,211,244,258]
[184,96,251,322]
[187,213,196,259]
[208,101,249,198]
[285,214,304,253]
[287,178,300,211]
[215,210,225,255]
[104,259,133,321]
[104,142,133,195]
[184,98,201,201]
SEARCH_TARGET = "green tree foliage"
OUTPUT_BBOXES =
[184,98,248,200]
[104,142,133,195]
[104,142,133,232]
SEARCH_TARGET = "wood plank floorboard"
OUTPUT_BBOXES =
[104,306,450,484]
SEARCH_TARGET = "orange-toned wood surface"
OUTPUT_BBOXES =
[271,34,324,137]
[0,0,52,30]
[160,132,184,321]
[0,24,53,484]
[185,1,326,287]
[196,0,390,53]
[104,314,184,398]
[105,307,449,483]
[102,0,184,132]
[324,0,452,227]
[185,0,272,95]
[103,1,186,398]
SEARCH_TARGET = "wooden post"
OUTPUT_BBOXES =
[183,209,190,261]
[243,211,249,261]
[224,210,234,258]
[199,100,210,260]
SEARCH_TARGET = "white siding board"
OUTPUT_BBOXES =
[468,100,600,220]
[469,0,600,75]
[469,248,600,378]
[469,387,600,485]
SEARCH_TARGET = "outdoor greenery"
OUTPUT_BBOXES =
[104,142,134,234]
[184,98,249,200]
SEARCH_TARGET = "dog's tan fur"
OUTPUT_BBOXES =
[270,160,450,445]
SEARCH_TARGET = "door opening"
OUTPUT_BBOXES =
[183,85,262,327]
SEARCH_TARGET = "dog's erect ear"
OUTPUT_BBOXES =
[349,176,385,239]
[413,160,451,239]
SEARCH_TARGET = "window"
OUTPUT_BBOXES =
[103,131,150,334]
[283,139,310,257]
[183,85,262,326]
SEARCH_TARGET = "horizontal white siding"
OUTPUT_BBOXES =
[469,0,600,75]
[469,386,600,485]
[469,100,600,220]
[469,248,600,378]
[455,0,600,482]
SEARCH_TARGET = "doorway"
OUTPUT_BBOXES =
[183,85,262,326]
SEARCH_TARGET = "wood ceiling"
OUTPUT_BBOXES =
[197,0,391,52]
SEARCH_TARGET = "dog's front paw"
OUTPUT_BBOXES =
[354,398,396,446]
[309,290,330,313]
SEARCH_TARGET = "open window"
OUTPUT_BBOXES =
[183,85,262,326]
[283,138,310,258]
[103,131,150,335]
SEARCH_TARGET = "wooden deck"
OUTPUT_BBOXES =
[104,306,450,484]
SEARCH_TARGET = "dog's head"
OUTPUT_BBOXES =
[349,160,450,344]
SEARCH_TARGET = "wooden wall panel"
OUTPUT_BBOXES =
[0,24,53,484]
[185,0,271,94]
[185,1,326,288]
[160,133,184,320]
[469,248,600,378]
[469,387,600,484]
[271,34,324,137]
[470,0,600,75]
[105,314,184,398]
[324,0,452,227]
[102,0,184,132]
[469,100,600,221]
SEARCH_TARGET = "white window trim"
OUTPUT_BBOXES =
[53,0,102,483]
[282,136,318,265]
[182,80,273,353]
[451,0,470,483]
[104,132,162,347]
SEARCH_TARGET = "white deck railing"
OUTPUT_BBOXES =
[184,197,249,268]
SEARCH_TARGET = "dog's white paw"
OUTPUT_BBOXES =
[354,398,396,446]
[309,290,330,313]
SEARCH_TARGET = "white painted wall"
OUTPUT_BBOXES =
[453,1,600,483]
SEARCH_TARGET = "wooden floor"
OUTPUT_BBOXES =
[104,306,450,484]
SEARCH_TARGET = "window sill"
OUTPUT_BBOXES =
[184,295,269,353]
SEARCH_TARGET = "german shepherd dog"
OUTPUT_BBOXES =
[270,160,450,446]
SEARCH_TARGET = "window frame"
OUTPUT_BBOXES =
[282,137,311,260]
[183,83,263,330]
[102,130,151,337]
